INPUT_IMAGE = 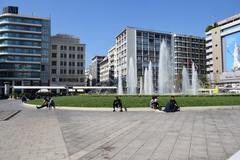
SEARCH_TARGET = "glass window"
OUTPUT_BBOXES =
[52,53,57,58]
[52,61,56,66]
[52,69,56,74]
[52,45,57,50]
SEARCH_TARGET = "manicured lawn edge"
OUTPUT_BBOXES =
[27,95,240,108]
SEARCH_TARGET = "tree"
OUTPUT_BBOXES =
[205,25,213,32]
[199,74,210,88]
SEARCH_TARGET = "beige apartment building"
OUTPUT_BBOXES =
[50,34,85,86]
[206,13,240,85]
[99,45,116,85]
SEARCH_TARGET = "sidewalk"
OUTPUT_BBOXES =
[0,100,69,160]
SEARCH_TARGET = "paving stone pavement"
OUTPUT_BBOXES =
[0,100,69,160]
[1,99,240,160]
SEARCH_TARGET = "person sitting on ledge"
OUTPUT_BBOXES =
[113,96,127,112]
[163,96,180,112]
[47,96,55,109]
[150,96,162,112]
[36,96,49,109]
[21,94,27,103]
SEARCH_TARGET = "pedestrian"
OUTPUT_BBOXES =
[163,96,180,112]
[21,94,27,103]
[48,96,55,109]
[36,96,49,109]
[113,96,127,112]
[150,96,162,112]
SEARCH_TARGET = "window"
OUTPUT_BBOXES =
[69,70,71,74]
[52,78,56,82]
[72,62,75,66]
[69,54,72,58]
[80,54,83,59]
[77,54,80,59]
[77,47,80,51]
[77,62,80,66]
[81,47,83,51]
[52,69,56,74]
[61,53,63,58]
[69,46,72,51]
[52,45,57,50]
[80,70,83,74]
[41,65,45,71]
[64,46,67,50]
[69,62,71,66]
[60,61,63,66]
[64,62,66,66]
[81,62,83,67]
[60,69,63,74]
[72,46,75,51]
[52,53,57,58]
[72,54,75,59]
[60,45,64,50]
[52,61,56,66]
[64,54,67,58]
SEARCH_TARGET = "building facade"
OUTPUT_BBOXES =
[50,34,85,86]
[89,56,105,86]
[0,6,50,95]
[205,13,240,86]
[99,56,109,85]
[115,27,206,92]
[99,45,116,85]
[173,34,206,89]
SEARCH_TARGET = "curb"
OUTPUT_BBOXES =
[23,103,240,112]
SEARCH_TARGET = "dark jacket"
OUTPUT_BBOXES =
[113,99,122,107]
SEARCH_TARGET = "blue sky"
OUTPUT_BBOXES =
[1,0,240,67]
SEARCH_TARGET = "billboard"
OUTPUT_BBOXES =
[222,32,240,72]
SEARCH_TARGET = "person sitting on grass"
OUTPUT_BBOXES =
[163,96,180,112]
[113,96,127,112]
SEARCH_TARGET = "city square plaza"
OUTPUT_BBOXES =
[0,99,240,160]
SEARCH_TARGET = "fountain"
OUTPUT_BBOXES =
[139,76,143,94]
[148,61,153,94]
[127,57,137,94]
[144,68,148,94]
[182,66,191,94]
[117,68,123,95]
[158,40,173,94]
[191,62,199,95]
[143,61,154,94]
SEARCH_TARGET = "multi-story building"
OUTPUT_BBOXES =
[205,13,240,86]
[85,67,90,86]
[99,56,109,85]
[173,34,206,86]
[50,34,85,86]
[89,56,105,86]
[115,27,206,92]
[116,27,172,92]
[99,45,116,85]
[0,6,50,95]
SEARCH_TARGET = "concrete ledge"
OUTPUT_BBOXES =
[23,103,240,111]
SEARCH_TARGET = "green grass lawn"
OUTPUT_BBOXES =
[27,95,240,108]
